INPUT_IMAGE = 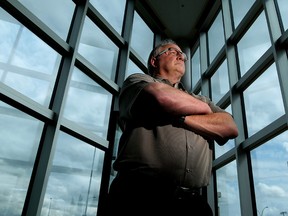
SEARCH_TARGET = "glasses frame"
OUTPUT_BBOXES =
[154,47,187,61]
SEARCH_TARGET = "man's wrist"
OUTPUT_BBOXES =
[173,116,186,127]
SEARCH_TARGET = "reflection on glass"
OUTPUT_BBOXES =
[90,0,126,34]
[16,0,75,40]
[78,17,119,80]
[231,0,255,28]
[237,12,270,76]
[0,9,61,106]
[214,106,235,158]
[130,11,154,64]
[191,47,201,88]
[251,131,288,216]
[211,59,229,103]
[207,11,225,63]
[40,132,105,216]
[63,67,112,139]
[0,101,44,215]
[243,63,285,136]
[216,161,241,216]
[277,0,288,30]
[125,59,143,79]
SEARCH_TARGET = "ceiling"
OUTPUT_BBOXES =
[139,0,215,42]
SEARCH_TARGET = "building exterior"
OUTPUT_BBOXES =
[0,0,287,215]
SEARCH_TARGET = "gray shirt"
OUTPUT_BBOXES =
[113,73,226,188]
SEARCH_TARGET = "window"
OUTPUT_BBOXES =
[243,63,285,137]
[207,11,225,64]
[63,67,112,139]
[40,132,105,216]
[216,161,241,216]
[126,59,143,79]
[78,17,119,81]
[231,0,255,28]
[16,0,75,40]
[237,12,270,76]
[276,0,288,30]
[211,59,229,103]
[191,46,201,88]
[130,11,153,64]
[90,0,126,35]
[0,102,44,215]
[0,8,60,106]
[251,131,288,215]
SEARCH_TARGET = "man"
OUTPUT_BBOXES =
[105,39,238,216]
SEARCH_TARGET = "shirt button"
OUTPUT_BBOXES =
[186,169,192,173]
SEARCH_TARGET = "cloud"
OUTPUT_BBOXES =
[283,141,288,152]
[257,182,288,198]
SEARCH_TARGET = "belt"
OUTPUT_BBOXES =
[116,170,202,199]
[174,186,201,200]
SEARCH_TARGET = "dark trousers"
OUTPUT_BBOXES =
[105,172,213,216]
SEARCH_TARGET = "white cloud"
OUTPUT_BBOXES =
[283,141,288,152]
[257,182,288,198]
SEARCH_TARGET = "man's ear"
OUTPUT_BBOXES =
[150,57,157,68]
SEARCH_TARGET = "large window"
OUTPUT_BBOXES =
[216,161,241,216]
[243,63,285,137]
[237,12,270,76]
[130,11,153,64]
[78,17,119,81]
[0,102,44,215]
[207,11,225,64]
[90,0,126,35]
[40,132,105,216]
[16,0,75,40]
[0,8,60,106]
[251,131,288,215]
[191,46,201,89]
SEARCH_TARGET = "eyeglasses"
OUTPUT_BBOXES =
[154,47,187,61]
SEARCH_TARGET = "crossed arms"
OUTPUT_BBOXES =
[137,82,239,145]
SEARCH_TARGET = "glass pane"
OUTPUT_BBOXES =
[126,59,143,79]
[207,11,225,63]
[0,8,61,106]
[130,11,154,64]
[211,59,229,103]
[231,0,255,28]
[214,106,235,158]
[251,131,288,215]
[243,63,285,136]
[191,47,201,88]
[0,101,44,215]
[237,12,271,76]
[63,67,112,139]
[277,0,288,30]
[216,161,241,216]
[16,0,75,40]
[78,17,119,80]
[40,132,105,216]
[90,0,126,35]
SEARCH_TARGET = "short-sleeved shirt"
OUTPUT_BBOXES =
[113,73,226,188]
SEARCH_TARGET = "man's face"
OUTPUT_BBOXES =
[155,44,186,78]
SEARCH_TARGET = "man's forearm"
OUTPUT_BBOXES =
[183,112,239,145]
[144,82,212,115]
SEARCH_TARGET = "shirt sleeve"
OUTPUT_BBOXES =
[119,73,155,121]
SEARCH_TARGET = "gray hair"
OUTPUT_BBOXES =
[147,39,178,75]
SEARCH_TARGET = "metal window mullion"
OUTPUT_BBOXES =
[221,0,256,215]
[263,0,288,117]
[22,1,90,216]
